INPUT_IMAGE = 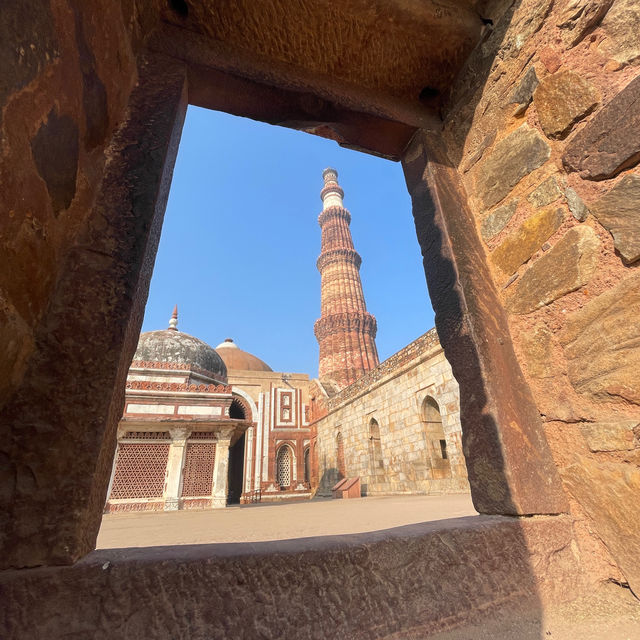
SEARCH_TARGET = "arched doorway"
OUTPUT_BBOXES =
[368,418,384,484]
[303,447,310,485]
[336,431,346,479]
[227,433,245,505]
[421,396,451,479]
[276,444,293,490]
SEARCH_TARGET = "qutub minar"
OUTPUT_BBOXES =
[104,168,466,512]
[314,168,380,389]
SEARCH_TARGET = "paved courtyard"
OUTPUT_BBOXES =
[97,493,476,549]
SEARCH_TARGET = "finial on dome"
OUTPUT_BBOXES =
[168,305,178,331]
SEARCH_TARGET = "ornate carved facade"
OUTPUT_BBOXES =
[105,315,313,512]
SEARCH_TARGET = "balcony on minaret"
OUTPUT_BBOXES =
[315,168,380,390]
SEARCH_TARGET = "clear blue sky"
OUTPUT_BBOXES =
[142,106,435,376]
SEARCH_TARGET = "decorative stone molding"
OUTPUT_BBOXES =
[320,184,344,201]
[130,360,225,381]
[126,380,231,393]
[316,248,362,272]
[314,312,378,342]
[317,205,351,227]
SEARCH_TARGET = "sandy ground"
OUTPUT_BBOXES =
[97,493,476,548]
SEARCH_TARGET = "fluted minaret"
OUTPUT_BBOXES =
[314,168,379,389]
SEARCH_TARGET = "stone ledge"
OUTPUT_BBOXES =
[0,515,591,639]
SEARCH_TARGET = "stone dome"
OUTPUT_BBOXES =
[134,329,228,382]
[215,338,273,372]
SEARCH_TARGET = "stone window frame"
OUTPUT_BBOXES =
[275,442,296,488]
[2,40,566,571]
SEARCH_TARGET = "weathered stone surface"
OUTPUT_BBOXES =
[0,56,188,569]
[30,108,79,215]
[510,67,538,114]
[563,457,640,596]
[599,0,640,66]
[0,0,59,127]
[563,76,640,180]
[521,324,554,379]
[581,421,639,452]
[533,71,599,139]
[539,46,562,73]
[491,207,563,275]
[565,187,590,222]
[528,176,562,208]
[481,199,517,241]
[590,173,640,264]
[0,516,588,638]
[404,132,568,517]
[508,226,599,314]
[556,0,615,47]
[559,273,640,404]
[519,324,587,422]
[477,126,550,208]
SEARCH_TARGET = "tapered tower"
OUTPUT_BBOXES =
[314,168,379,389]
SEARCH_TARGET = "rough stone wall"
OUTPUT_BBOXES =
[0,0,144,409]
[315,330,469,496]
[0,1,182,567]
[438,0,640,594]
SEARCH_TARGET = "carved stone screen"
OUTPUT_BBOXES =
[276,446,292,488]
[181,442,216,497]
[109,443,170,499]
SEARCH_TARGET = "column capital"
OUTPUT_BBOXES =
[169,426,190,442]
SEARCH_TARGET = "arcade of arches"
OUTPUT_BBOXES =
[1,0,640,637]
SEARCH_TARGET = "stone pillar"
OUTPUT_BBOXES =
[0,53,188,568]
[212,432,232,508]
[163,428,189,511]
[402,132,568,517]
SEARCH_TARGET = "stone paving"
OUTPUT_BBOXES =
[97,493,476,548]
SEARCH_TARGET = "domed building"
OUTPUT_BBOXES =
[105,307,314,512]
[105,308,253,512]
[215,338,273,372]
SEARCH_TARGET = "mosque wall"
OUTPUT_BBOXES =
[314,329,469,496]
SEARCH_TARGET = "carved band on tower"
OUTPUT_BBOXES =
[314,168,379,389]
